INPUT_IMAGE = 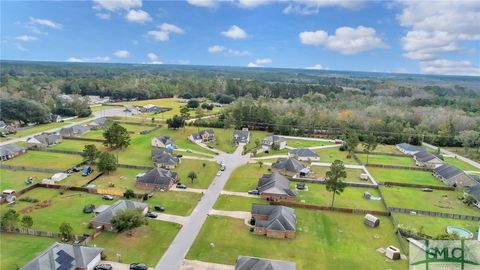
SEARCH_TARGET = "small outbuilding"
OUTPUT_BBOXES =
[385,245,401,260]
[363,191,371,200]
[364,214,380,228]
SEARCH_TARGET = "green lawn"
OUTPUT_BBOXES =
[187,210,407,270]
[368,167,443,186]
[356,144,402,154]
[175,159,220,189]
[294,184,386,211]
[254,148,289,157]
[60,169,102,188]
[51,139,106,152]
[147,191,201,216]
[443,147,480,163]
[82,123,151,140]
[314,147,359,165]
[90,221,181,267]
[213,195,267,212]
[4,151,83,170]
[0,233,55,270]
[90,167,145,193]
[0,169,52,191]
[9,122,69,138]
[285,139,334,149]
[224,163,270,192]
[444,156,480,171]
[357,153,415,166]
[310,166,365,183]
[380,186,480,216]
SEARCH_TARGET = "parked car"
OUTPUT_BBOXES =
[82,166,92,176]
[176,154,183,158]
[154,205,165,212]
[83,204,95,213]
[72,167,81,172]
[102,195,114,200]
[248,189,259,195]
[146,211,158,218]
[176,183,187,189]
[220,165,226,171]
[186,149,192,153]
[130,263,148,270]
[94,264,112,270]
[296,183,306,190]
[216,171,222,176]
[207,145,214,149]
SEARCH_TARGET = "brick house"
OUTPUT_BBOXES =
[271,158,310,177]
[251,204,296,239]
[288,148,320,162]
[395,143,425,156]
[261,135,286,150]
[26,133,62,149]
[151,135,175,148]
[136,167,178,190]
[233,128,250,144]
[433,164,477,187]
[257,173,297,202]
[0,143,27,161]
[413,151,444,169]
[91,200,148,232]
[235,256,296,270]
[189,129,215,143]
[59,125,90,137]
[151,149,180,169]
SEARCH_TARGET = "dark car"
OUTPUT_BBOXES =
[176,154,183,158]
[130,263,148,270]
[102,195,114,200]
[146,211,158,218]
[83,204,95,214]
[140,130,149,135]
[248,189,259,195]
[220,165,226,171]
[176,183,187,189]
[72,167,81,172]
[296,183,306,190]
[94,264,112,270]
[154,205,165,212]
[207,145,214,149]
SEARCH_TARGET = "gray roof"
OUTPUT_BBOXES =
[251,204,296,232]
[271,158,307,173]
[233,130,250,142]
[137,167,177,185]
[396,143,425,153]
[413,151,443,163]
[20,242,102,270]
[257,173,296,197]
[288,148,319,158]
[91,200,147,225]
[89,117,108,126]
[191,129,214,140]
[151,149,179,166]
[262,135,285,145]
[29,133,62,145]
[235,256,296,270]
[433,164,464,179]
[60,125,89,136]
[154,135,174,145]
[465,184,480,201]
[0,143,25,156]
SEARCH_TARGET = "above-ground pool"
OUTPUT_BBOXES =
[446,226,474,239]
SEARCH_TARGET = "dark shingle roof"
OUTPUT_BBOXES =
[0,143,25,156]
[151,149,179,166]
[251,204,296,232]
[433,164,464,179]
[235,256,296,270]
[271,158,307,173]
[29,133,62,145]
[137,167,177,185]
[262,135,285,145]
[257,173,296,197]
[396,143,425,153]
[465,184,480,201]
[91,200,147,224]
[154,135,174,145]
[89,117,108,126]
[191,129,214,140]
[233,130,250,142]
[288,148,319,158]
[413,151,443,162]
[60,125,89,136]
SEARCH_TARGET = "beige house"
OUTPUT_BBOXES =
[251,204,296,239]
[433,164,477,187]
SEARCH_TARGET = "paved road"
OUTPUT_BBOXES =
[155,144,250,270]
[422,142,480,170]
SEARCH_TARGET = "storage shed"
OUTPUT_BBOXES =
[364,214,380,228]
[385,245,401,260]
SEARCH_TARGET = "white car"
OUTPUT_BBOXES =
[216,171,222,176]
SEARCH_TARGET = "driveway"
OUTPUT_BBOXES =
[209,209,251,220]
[100,261,154,270]
[220,190,258,198]
[180,260,235,270]
[154,213,189,226]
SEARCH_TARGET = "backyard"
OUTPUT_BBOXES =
[175,159,220,189]
[284,138,334,149]
[310,166,366,183]
[314,147,359,165]
[50,139,106,152]
[3,151,83,170]
[0,169,52,191]
[443,156,480,171]
[0,233,55,270]
[367,167,443,186]
[356,153,415,166]
[213,195,266,212]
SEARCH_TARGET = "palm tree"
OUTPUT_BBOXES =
[187,171,198,183]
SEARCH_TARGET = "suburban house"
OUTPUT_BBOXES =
[20,242,103,270]
[151,135,175,148]
[50,114,61,123]
[413,151,444,169]
[151,149,180,169]
[233,128,250,144]
[433,164,477,187]
[464,184,480,208]
[87,117,109,130]
[395,143,425,155]
[257,172,297,202]
[60,125,90,137]
[271,158,310,177]
[26,133,62,149]
[261,135,286,150]
[0,120,16,135]
[91,200,148,231]
[0,144,27,161]
[288,148,320,161]
[139,104,169,113]
[235,256,296,270]
[136,167,178,190]
[251,204,296,239]
[190,129,215,143]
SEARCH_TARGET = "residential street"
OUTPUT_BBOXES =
[155,144,250,270]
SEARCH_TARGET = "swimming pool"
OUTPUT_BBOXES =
[446,226,474,239]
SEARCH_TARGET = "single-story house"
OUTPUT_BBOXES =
[136,167,178,190]
[395,143,425,155]
[0,143,27,161]
[288,148,320,161]
[87,117,109,130]
[261,135,286,150]
[26,133,62,149]
[233,128,250,144]
[433,164,477,187]
[190,129,215,143]
[413,151,444,169]
[235,256,296,270]
[60,125,90,137]
[91,200,148,231]
[257,173,297,202]
[464,184,480,208]
[139,104,169,113]
[151,149,180,169]
[151,135,175,148]
[50,114,61,123]
[271,158,310,177]
[20,242,103,270]
[251,204,296,239]
[0,121,16,135]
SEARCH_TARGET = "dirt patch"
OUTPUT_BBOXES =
[20,199,52,214]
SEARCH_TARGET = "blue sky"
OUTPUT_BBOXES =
[1,0,479,75]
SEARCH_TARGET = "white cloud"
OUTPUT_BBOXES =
[208,45,225,53]
[208,45,249,56]
[93,0,142,11]
[150,61,163,64]
[247,62,259,67]
[16,35,38,42]
[113,50,129,58]
[66,56,110,63]
[147,23,184,42]
[147,52,159,61]
[28,17,62,29]
[187,0,218,8]
[299,26,387,54]
[221,25,248,39]
[237,0,272,9]
[284,0,365,15]
[96,13,111,20]
[125,9,151,23]
[174,59,190,65]
[305,64,327,70]
[227,49,249,56]
[420,59,480,76]
[248,58,272,67]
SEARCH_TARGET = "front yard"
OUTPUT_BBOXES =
[146,191,202,216]
[4,151,83,170]
[224,163,269,192]
[213,195,266,212]
[175,159,220,189]
[51,139,106,152]
[314,147,359,165]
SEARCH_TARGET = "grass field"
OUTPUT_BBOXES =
[147,191,201,216]
[81,123,148,140]
[380,186,479,216]
[91,221,181,267]
[90,167,145,192]
[51,139,106,152]
[213,195,266,212]
[356,153,415,166]
[314,147,358,165]
[356,144,401,154]
[367,167,443,186]
[59,170,100,187]
[9,122,69,138]
[175,159,220,189]
[254,148,289,157]
[294,184,386,211]
[443,156,480,171]
[0,169,52,191]
[285,139,334,148]
[224,163,269,192]
[4,151,83,170]
[206,128,271,153]
[443,147,480,163]
[0,233,55,270]
[310,166,365,183]
[187,210,407,270]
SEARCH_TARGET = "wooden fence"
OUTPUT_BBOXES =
[380,181,455,191]
[270,201,390,216]
[29,148,82,156]
[388,207,480,221]
[117,163,152,170]
[63,137,105,142]
[113,121,159,127]
[0,164,61,173]
[366,163,431,171]
[353,151,408,157]
[291,177,378,188]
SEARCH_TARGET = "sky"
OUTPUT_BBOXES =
[1,0,479,76]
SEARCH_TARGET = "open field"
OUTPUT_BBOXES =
[187,210,407,270]
[356,144,401,154]
[314,147,359,165]
[443,156,480,171]
[90,105,123,112]
[285,139,334,149]
[3,151,83,170]
[380,186,479,216]
[224,163,269,192]
[206,128,271,153]
[356,153,415,166]
[0,233,55,270]
[51,139,106,152]
[443,147,480,163]
[310,166,365,183]
[0,169,52,191]
[81,123,148,140]
[213,195,266,212]
[90,220,181,267]
[175,159,220,189]
[147,191,202,216]
[367,167,443,186]
[8,122,69,139]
